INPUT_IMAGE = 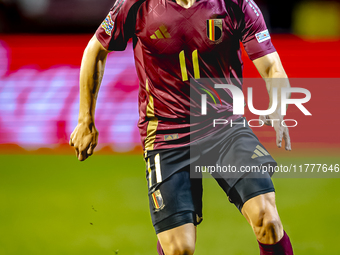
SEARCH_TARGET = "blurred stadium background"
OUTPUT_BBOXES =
[0,0,339,254]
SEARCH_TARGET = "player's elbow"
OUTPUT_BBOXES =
[262,57,287,79]
[84,35,108,60]
[269,67,288,79]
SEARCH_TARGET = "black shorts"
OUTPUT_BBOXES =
[145,118,276,234]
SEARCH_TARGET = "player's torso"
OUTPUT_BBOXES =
[136,0,239,52]
[131,0,244,150]
[134,0,242,82]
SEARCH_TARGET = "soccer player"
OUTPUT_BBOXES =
[69,0,294,254]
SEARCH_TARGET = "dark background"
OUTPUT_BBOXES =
[0,0,302,33]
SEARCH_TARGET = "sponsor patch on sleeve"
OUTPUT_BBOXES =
[101,13,114,36]
[255,29,270,43]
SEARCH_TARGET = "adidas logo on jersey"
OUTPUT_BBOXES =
[251,145,269,159]
[150,25,171,39]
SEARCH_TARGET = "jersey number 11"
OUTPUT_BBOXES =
[179,49,200,81]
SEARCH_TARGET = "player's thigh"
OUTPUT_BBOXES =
[147,169,201,254]
[216,169,276,211]
[146,165,203,234]
[157,223,196,255]
[241,191,279,225]
[204,119,277,191]
[207,120,277,210]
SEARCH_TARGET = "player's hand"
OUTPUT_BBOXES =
[69,121,98,161]
[259,113,291,151]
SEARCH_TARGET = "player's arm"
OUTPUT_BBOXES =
[253,51,291,150]
[69,35,109,161]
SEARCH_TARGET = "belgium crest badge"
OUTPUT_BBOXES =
[206,19,223,41]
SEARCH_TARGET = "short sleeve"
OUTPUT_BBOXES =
[96,0,138,51]
[239,0,276,60]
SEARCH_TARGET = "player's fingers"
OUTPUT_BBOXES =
[283,127,291,151]
[259,115,265,125]
[87,142,97,156]
[78,149,87,161]
[75,147,80,158]
[276,125,284,148]
[259,115,271,126]
[69,132,74,146]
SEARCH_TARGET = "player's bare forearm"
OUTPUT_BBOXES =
[253,52,290,109]
[78,35,108,124]
[253,52,292,150]
[70,35,109,161]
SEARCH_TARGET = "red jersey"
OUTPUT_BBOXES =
[96,0,276,151]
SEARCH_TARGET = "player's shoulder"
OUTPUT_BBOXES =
[220,0,244,19]
[224,0,254,10]
[110,0,147,14]
[227,0,262,11]
[221,0,244,12]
